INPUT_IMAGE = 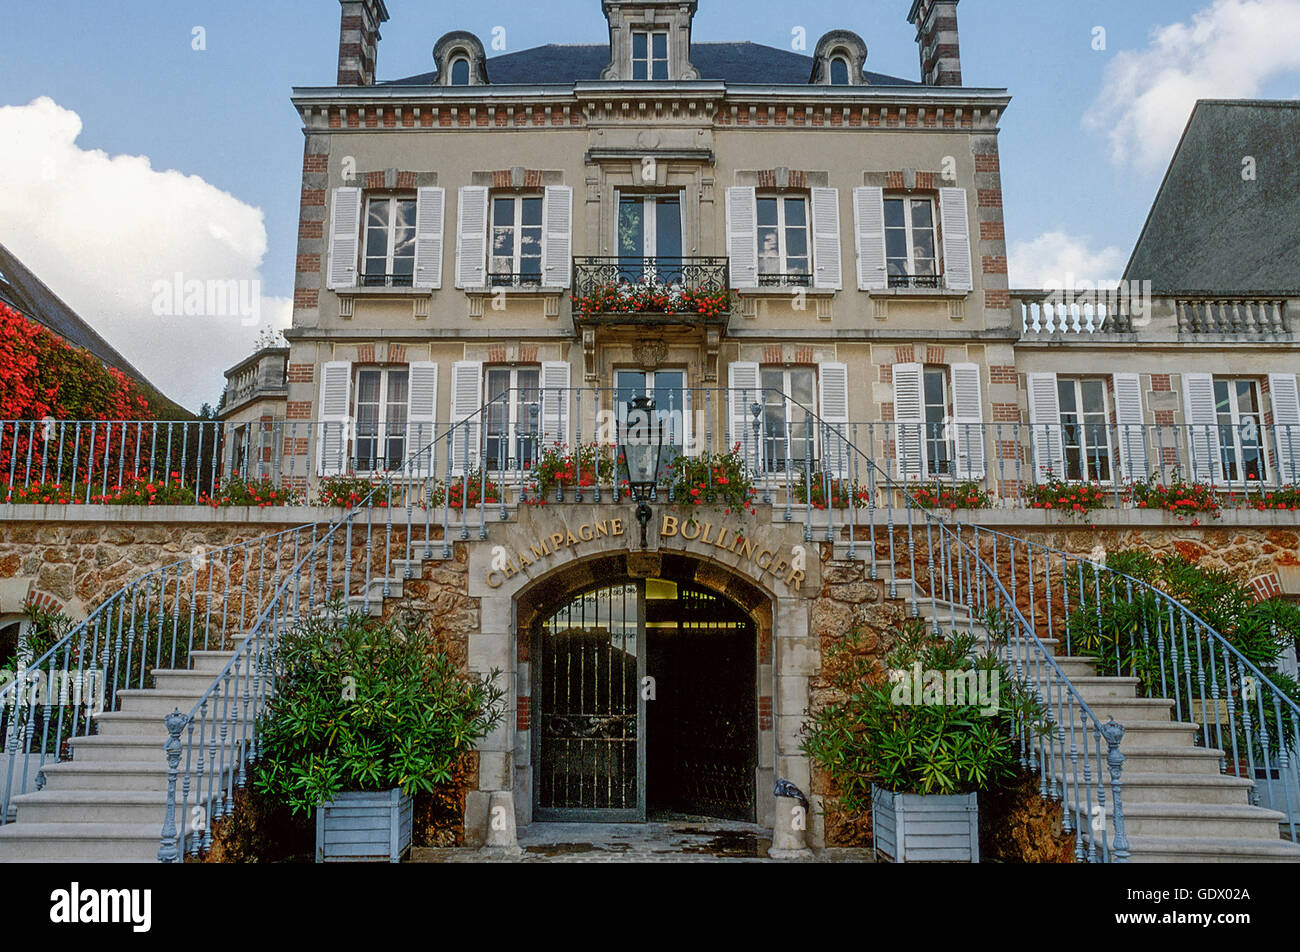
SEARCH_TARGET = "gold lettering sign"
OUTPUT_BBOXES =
[481,514,805,591]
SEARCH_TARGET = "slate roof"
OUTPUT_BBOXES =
[1123,100,1300,294]
[0,241,181,409]
[386,41,917,87]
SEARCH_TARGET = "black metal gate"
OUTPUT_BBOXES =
[533,579,757,823]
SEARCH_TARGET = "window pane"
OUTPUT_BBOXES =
[885,229,907,261]
[450,59,470,85]
[618,197,644,259]
[1057,380,1077,413]
[1081,380,1106,414]
[756,197,778,227]
[1237,380,1258,413]
[784,199,807,227]
[655,198,682,259]
[884,199,906,229]
[633,32,647,58]
[910,200,933,229]
[1214,380,1230,413]
[791,369,815,406]
[652,33,667,58]
[830,58,849,85]
[758,227,780,273]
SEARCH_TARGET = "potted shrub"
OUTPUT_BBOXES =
[253,607,506,863]
[802,619,1046,862]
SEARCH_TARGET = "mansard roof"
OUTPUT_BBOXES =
[386,41,917,87]
[1124,100,1300,295]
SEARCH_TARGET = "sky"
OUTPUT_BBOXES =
[1,0,1299,410]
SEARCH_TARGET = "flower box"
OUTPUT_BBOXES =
[871,786,979,863]
[315,788,413,863]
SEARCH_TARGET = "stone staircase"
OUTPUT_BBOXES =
[0,650,241,862]
[913,598,1300,863]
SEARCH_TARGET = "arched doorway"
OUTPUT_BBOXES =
[530,574,758,823]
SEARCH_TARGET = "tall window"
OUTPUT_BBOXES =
[616,369,687,463]
[632,31,669,80]
[449,57,470,85]
[617,193,683,282]
[363,196,416,287]
[354,368,409,471]
[760,367,816,472]
[490,194,544,286]
[1058,377,1112,482]
[757,195,810,286]
[485,367,540,471]
[829,56,850,85]
[923,367,951,476]
[884,197,937,287]
[1216,378,1266,482]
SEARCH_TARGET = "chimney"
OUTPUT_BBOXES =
[908,0,962,87]
[337,0,390,86]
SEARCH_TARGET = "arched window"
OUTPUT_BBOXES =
[450,56,471,86]
[829,55,850,86]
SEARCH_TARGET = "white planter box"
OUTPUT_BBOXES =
[316,789,414,863]
[871,786,979,863]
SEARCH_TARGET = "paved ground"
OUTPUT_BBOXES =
[410,818,875,863]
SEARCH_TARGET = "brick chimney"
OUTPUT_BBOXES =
[907,0,962,87]
[337,0,389,86]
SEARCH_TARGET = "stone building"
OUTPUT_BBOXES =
[277,0,1299,845]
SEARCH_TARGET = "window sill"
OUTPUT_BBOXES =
[738,286,837,298]
[463,285,565,296]
[335,286,431,297]
[867,287,969,299]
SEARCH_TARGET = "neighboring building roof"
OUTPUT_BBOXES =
[1124,100,1300,294]
[387,41,917,87]
[0,241,183,410]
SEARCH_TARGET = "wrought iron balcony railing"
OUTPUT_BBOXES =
[359,271,415,289]
[573,256,729,301]
[488,271,545,289]
[888,272,941,289]
[758,272,812,288]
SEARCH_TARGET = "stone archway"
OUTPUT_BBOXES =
[459,504,823,847]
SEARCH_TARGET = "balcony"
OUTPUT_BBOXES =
[571,256,731,326]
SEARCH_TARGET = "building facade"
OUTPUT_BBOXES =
[276,0,1300,844]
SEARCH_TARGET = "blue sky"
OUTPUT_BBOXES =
[2,0,1299,409]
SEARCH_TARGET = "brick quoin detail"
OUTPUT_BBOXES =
[388,345,407,364]
[793,346,815,365]
[288,364,315,384]
[26,591,67,615]
[985,289,1011,310]
[301,188,326,208]
[299,220,324,240]
[1151,374,1173,393]
[879,365,892,385]
[517,695,531,732]
[881,401,895,422]
[520,345,539,364]
[1250,573,1283,602]
[357,344,375,364]
[493,169,545,188]
[303,154,328,174]
[977,189,1003,208]
[286,401,312,420]
[983,255,1008,275]
[894,345,914,364]
[487,345,508,363]
[992,403,1020,423]
[980,221,1005,241]
[283,438,310,457]
[759,696,773,731]
[974,153,1000,173]
[1154,410,1175,426]
[296,255,320,274]
[293,289,318,309]
[989,365,1017,385]
[764,345,784,364]
[926,345,946,366]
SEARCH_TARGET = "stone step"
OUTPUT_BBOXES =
[1106,746,1228,776]
[0,822,164,862]
[1065,677,1140,701]
[150,668,241,693]
[1059,697,1175,725]
[1108,803,1290,841]
[1068,772,1255,806]
[1126,834,1300,863]
[12,789,174,826]
[40,760,238,793]
[68,734,166,763]
[116,689,264,719]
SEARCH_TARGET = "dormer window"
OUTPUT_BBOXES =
[829,56,850,86]
[632,30,669,80]
[449,56,471,86]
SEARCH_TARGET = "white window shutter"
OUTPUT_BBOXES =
[728,361,762,464]
[950,363,985,480]
[412,188,445,289]
[327,188,362,290]
[853,187,887,290]
[1181,373,1223,483]
[1270,374,1300,484]
[405,362,439,477]
[449,360,484,475]
[541,186,573,289]
[939,187,973,292]
[1113,373,1150,483]
[455,186,489,289]
[540,361,572,449]
[1026,372,1064,482]
[893,363,926,480]
[726,187,758,289]
[316,361,352,476]
[818,362,850,478]
[810,187,843,291]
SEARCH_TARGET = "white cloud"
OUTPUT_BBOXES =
[1085,0,1300,171]
[1008,231,1127,289]
[0,97,290,411]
